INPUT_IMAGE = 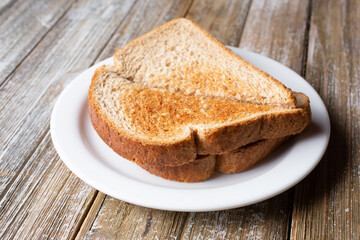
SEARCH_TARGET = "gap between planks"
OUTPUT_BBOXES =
[0,125,49,203]
[85,0,140,68]
[71,191,103,240]
[286,2,314,239]
[0,0,16,16]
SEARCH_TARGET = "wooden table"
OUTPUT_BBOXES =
[1,0,359,239]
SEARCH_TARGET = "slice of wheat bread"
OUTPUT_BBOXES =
[114,18,297,109]
[133,92,310,181]
[89,66,310,168]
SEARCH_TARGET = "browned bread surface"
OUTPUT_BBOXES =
[114,18,297,109]
[88,66,310,167]
[133,92,311,181]
[216,92,311,174]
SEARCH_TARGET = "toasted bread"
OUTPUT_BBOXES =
[217,92,311,174]
[130,93,310,182]
[137,155,216,183]
[88,66,310,168]
[88,18,311,182]
[135,138,282,182]
[114,18,296,109]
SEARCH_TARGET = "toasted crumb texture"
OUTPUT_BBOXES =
[137,155,216,182]
[91,66,281,141]
[133,93,310,180]
[114,18,296,108]
[89,66,311,168]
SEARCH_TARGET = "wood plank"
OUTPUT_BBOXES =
[178,0,311,239]
[0,0,136,238]
[0,0,76,85]
[0,0,135,197]
[0,0,195,238]
[180,193,292,239]
[185,0,252,46]
[239,0,311,74]
[0,133,97,239]
[0,0,16,14]
[290,0,360,239]
[79,195,188,240]
[94,0,193,62]
[75,192,107,240]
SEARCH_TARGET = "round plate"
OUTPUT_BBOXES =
[51,47,330,212]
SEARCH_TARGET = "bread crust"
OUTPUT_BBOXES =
[89,67,197,167]
[114,18,297,109]
[216,138,286,173]
[136,137,285,181]
[89,103,200,167]
[137,155,216,182]
[195,105,310,154]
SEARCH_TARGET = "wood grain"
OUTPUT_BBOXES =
[290,0,360,239]
[239,0,311,74]
[0,0,16,14]
[79,195,188,240]
[0,0,136,238]
[95,0,193,62]
[180,193,292,240]
[0,0,76,85]
[0,0,358,239]
[0,0,135,197]
[185,0,252,46]
[0,133,97,239]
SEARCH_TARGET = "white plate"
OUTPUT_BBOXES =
[51,47,330,212]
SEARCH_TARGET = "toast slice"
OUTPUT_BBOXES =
[89,66,310,168]
[114,18,296,109]
[216,137,286,174]
[132,92,310,182]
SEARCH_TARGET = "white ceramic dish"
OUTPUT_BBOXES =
[51,47,330,212]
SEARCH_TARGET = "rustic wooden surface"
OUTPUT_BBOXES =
[0,0,358,239]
